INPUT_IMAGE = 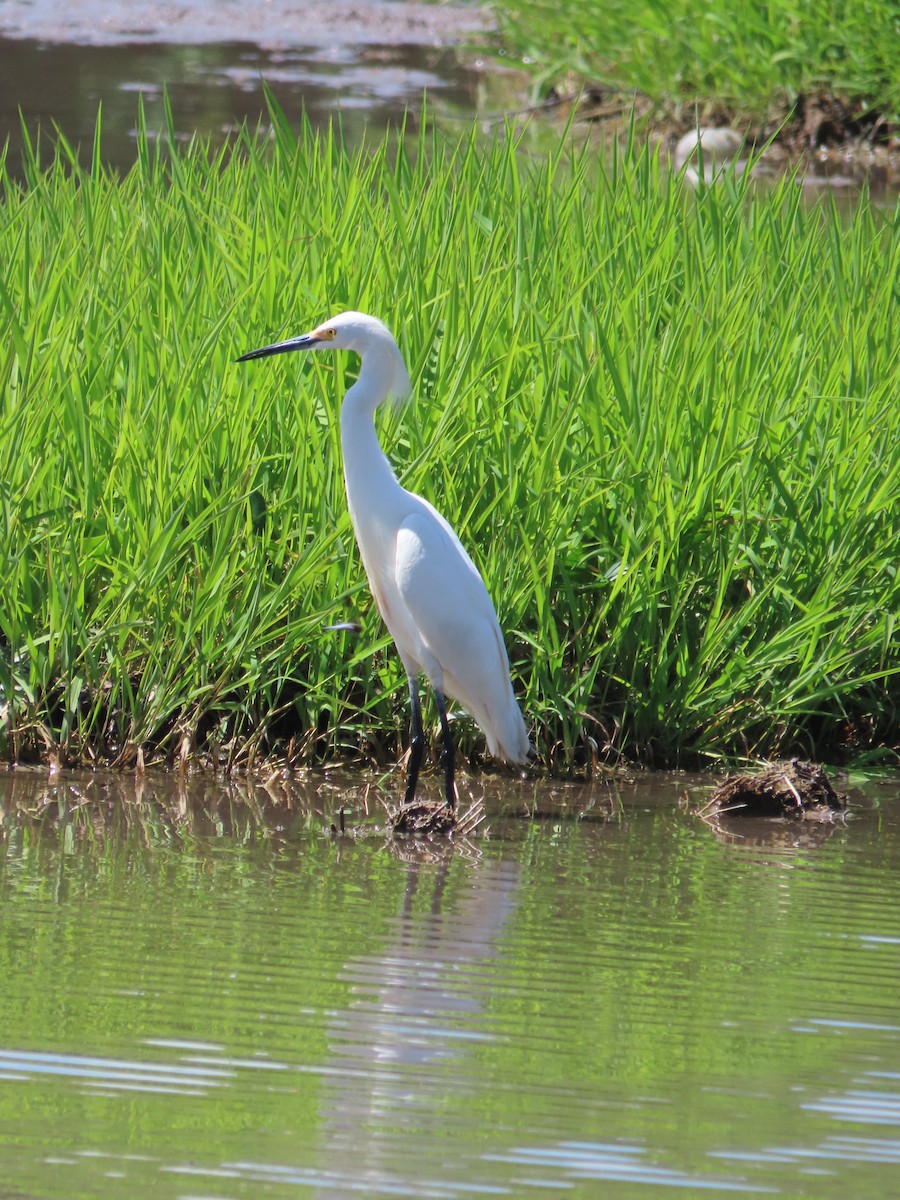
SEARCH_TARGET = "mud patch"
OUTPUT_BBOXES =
[387,796,486,837]
[0,0,490,48]
[702,759,847,821]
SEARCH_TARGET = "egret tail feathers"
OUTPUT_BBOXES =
[445,669,532,765]
[484,697,533,765]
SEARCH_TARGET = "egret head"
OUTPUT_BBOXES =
[237,311,412,402]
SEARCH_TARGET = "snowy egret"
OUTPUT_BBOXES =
[673,127,746,185]
[238,312,532,810]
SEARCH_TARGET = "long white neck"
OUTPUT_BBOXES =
[339,346,406,525]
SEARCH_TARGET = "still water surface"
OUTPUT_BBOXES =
[1,768,899,1198]
[0,0,510,178]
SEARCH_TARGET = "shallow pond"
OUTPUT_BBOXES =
[1,767,899,1198]
[0,0,517,178]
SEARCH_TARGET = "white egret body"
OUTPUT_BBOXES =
[238,312,532,807]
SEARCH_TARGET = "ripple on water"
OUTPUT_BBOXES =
[0,1046,232,1096]
[1,772,899,1199]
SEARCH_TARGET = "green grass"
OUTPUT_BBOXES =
[494,0,900,123]
[1,103,899,770]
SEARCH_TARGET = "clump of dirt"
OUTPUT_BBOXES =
[390,799,457,835]
[788,92,895,152]
[703,759,847,821]
[387,796,485,837]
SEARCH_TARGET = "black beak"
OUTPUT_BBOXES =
[236,333,319,363]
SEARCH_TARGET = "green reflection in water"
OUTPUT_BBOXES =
[0,772,899,1198]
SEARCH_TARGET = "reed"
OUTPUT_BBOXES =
[1,105,898,768]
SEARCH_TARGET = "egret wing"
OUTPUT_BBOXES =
[394,504,510,702]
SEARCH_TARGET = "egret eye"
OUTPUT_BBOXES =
[320,327,337,341]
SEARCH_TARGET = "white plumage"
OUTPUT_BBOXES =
[239,311,532,807]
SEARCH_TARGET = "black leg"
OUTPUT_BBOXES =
[403,676,425,806]
[435,690,456,810]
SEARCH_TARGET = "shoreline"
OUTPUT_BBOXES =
[2,0,898,166]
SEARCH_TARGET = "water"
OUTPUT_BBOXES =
[0,0,519,179]
[1,767,899,1198]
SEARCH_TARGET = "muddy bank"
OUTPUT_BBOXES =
[0,0,490,48]
[539,86,899,190]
